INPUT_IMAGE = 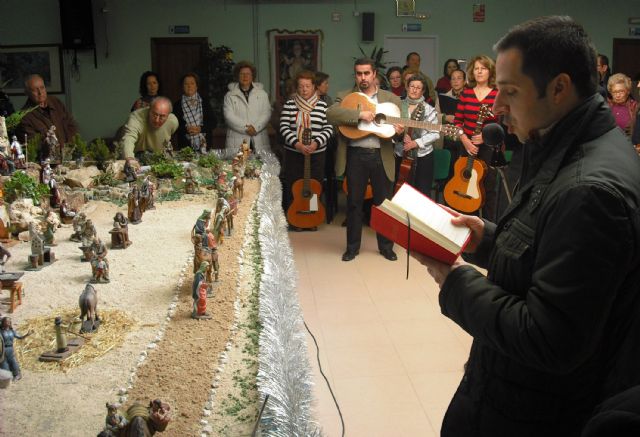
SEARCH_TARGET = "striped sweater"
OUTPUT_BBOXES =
[454,87,499,136]
[279,99,333,153]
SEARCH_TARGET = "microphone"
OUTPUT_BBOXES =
[482,123,505,147]
[481,123,507,168]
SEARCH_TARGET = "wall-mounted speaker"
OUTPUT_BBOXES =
[362,12,375,42]
[59,0,95,49]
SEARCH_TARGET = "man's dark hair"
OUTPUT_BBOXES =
[354,58,376,70]
[406,52,420,62]
[180,72,200,87]
[406,75,426,91]
[386,66,403,80]
[233,61,257,82]
[597,54,609,67]
[443,58,460,77]
[314,71,329,87]
[138,71,161,97]
[493,15,597,99]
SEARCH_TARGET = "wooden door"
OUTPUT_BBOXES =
[612,38,640,80]
[150,37,209,103]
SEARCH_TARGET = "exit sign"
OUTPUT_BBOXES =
[169,25,190,34]
[402,23,422,32]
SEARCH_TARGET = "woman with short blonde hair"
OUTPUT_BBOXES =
[607,73,637,136]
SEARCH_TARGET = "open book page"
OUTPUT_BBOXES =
[388,184,471,252]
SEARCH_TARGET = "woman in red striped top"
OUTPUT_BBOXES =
[454,55,499,157]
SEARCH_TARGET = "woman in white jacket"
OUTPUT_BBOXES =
[223,61,272,155]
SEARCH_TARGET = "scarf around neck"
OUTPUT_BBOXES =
[293,93,319,143]
[181,93,206,150]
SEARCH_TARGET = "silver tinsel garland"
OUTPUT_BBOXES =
[255,153,323,437]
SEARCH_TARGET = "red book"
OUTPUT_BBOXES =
[370,184,471,265]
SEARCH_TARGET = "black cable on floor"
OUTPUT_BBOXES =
[304,320,345,437]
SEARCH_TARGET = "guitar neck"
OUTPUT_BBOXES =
[384,116,444,132]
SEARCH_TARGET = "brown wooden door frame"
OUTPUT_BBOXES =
[150,37,209,104]
[612,38,640,80]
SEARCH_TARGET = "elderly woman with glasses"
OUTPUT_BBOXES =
[393,75,440,197]
[607,73,637,137]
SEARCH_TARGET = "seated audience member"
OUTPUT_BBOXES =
[132,71,161,112]
[435,58,460,94]
[223,61,272,155]
[173,72,216,153]
[121,97,178,162]
[18,74,78,156]
[607,73,637,136]
[279,70,333,229]
[386,67,404,97]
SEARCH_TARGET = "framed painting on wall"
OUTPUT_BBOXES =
[0,44,64,95]
[267,29,322,103]
[396,0,416,17]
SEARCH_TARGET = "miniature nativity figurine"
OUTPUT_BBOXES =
[109,212,131,249]
[232,165,244,201]
[41,159,52,185]
[107,399,171,436]
[0,244,11,273]
[45,125,61,163]
[29,221,45,267]
[81,218,97,248]
[183,167,197,194]
[193,234,219,286]
[10,136,25,169]
[123,159,137,184]
[70,212,87,242]
[79,218,97,262]
[59,199,76,224]
[90,237,110,283]
[213,201,228,244]
[194,209,215,250]
[104,402,127,435]
[79,283,100,333]
[192,261,211,319]
[140,176,155,211]
[54,316,68,353]
[43,211,59,246]
[127,186,142,225]
[48,177,61,209]
[1,316,32,381]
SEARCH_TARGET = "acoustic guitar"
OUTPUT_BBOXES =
[286,128,326,228]
[393,102,426,194]
[443,104,493,213]
[338,92,463,140]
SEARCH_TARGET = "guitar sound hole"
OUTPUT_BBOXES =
[462,169,472,180]
[374,113,387,125]
[303,190,311,198]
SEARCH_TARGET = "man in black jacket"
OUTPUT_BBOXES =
[417,16,640,436]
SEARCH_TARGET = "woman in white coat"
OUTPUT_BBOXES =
[223,61,272,155]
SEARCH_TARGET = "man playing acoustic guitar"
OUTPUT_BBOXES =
[327,58,403,262]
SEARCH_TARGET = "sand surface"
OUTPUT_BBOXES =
[0,178,259,437]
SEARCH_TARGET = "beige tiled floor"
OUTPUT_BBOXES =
[290,211,472,437]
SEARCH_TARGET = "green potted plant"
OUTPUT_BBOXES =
[69,134,88,166]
